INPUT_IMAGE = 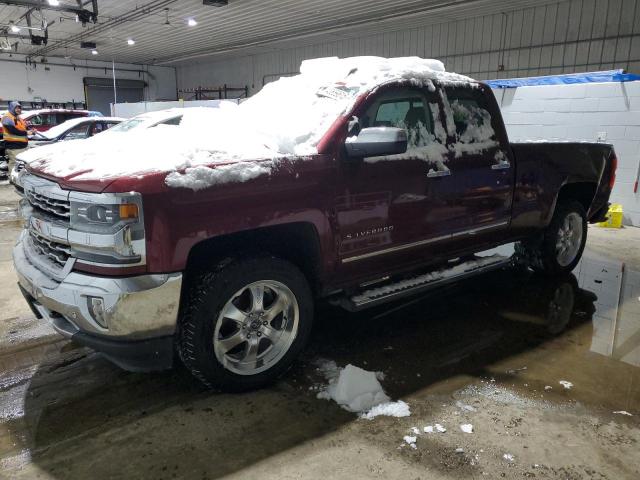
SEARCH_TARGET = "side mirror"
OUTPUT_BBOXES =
[345,127,408,158]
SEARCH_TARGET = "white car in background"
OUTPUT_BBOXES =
[11,109,189,190]
[11,116,123,188]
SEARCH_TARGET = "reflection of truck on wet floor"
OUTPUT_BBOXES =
[13,57,616,391]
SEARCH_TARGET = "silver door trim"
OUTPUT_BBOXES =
[341,220,509,264]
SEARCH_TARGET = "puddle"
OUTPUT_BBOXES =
[307,246,640,413]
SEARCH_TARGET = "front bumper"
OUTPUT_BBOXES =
[13,234,183,371]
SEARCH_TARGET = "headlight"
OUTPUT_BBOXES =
[68,192,145,265]
[71,201,139,233]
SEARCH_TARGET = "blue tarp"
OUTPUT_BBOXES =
[485,70,640,88]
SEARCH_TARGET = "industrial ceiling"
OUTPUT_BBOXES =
[0,0,561,66]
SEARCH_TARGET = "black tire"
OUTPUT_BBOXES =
[177,256,313,392]
[514,200,587,276]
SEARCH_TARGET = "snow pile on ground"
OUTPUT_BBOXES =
[403,435,417,449]
[315,360,410,418]
[423,423,447,433]
[20,56,477,189]
[460,424,474,433]
[613,410,633,416]
[559,380,573,390]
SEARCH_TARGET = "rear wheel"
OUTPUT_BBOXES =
[515,201,587,275]
[177,256,313,391]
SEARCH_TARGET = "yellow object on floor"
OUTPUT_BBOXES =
[596,203,623,228]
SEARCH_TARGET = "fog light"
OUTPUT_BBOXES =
[87,296,107,328]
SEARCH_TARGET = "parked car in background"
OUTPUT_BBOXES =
[20,109,93,132]
[103,109,184,133]
[11,117,123,188]
[28,116,123,147]
[2,108,94,173]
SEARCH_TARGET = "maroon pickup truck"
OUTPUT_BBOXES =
[13,58,616,391]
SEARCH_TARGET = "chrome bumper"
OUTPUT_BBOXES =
[13,232,182,341]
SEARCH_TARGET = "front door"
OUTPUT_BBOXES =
[334,84,467,282]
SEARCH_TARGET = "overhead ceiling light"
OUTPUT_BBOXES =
[9,23,20,33]
[48,0,60,6]
[127,38,135,45]
[91,49,98,55]
[187,18,197,26]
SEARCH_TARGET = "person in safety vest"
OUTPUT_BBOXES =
[2,102,34,178]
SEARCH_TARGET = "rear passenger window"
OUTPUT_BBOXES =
[444,87,496,145]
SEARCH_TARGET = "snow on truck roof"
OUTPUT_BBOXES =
[20,57,478,189]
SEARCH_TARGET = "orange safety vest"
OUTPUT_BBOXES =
[2,112,28,144]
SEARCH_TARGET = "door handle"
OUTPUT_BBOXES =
[427,169,451,178]
[491,162,511,170]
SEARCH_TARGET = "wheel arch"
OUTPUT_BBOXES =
[183,222,325,295]
[546,181,598,224]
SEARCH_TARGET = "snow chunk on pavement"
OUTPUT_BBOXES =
[435,424,447,433]
[361,401,411,420]
[613,410,633,416]
[316,361,410,418]
[503,453,515,462]
[460,424,474,433]
[424,426,434,433]
[559,380,573,390]
[403,436,417,449]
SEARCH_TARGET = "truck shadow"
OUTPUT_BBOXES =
[9,266,600,479]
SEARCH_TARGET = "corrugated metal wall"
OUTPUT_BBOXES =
[176,0,640,96]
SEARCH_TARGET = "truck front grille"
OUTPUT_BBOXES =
[26,190,71,220]
[29,230,71,267]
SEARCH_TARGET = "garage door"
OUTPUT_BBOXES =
[84,77,147,115]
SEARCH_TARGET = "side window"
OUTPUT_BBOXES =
[364,94,436,149]
[29,114,55,126]
[88,122,103,136]
[63,123,90,140]
[157,116,182,126]
[443,87,496,145]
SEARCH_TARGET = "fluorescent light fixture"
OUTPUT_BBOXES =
[91,49,98,55]
[127,38,135,45]
[10,23,20,33]
[187,18,197,26]
[48,0,60,6]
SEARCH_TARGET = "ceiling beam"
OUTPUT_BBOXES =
[28,0,177,59]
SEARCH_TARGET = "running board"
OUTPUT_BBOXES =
[339,255,511,311]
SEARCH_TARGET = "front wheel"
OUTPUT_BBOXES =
[515,201,587,275]
[177,256,313,391]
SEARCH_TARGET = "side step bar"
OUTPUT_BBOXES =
[338,255,512,311]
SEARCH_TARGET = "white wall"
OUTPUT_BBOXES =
[176,0,640,96]
[493,81,640,227]
[0,54,176,105]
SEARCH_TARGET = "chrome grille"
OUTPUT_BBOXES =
[29,230,71,267]
[26,190,71,219]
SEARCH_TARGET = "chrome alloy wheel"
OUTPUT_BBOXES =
[556,212,583,267]
[213,280,299,375]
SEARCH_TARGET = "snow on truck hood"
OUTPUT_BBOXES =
[21,57,476,190]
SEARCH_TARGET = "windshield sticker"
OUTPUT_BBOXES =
[316,85,357,101]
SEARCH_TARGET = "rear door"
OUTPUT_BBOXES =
[442,85,514,240]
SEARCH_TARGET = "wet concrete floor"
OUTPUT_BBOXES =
[0,184,639,479]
